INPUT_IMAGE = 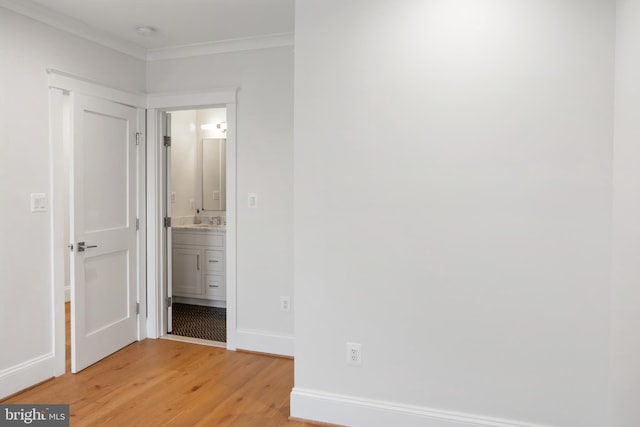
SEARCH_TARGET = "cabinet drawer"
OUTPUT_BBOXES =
[172,230,225,248]
[205,250,224,273]
[205,275,226,300]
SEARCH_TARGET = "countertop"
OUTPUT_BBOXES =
[172,224,226,232]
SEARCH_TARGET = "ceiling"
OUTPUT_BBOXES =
[5,0,294,57]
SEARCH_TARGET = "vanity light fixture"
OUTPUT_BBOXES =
[200,121,227,133]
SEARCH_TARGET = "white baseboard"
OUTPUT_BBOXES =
[290,388,552,427]
[0,353,55,400]
[236,328,294,357]
[173,296,226,308]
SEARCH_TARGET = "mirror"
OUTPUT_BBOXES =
[202,138,226,211]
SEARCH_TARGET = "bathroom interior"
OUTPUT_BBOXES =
[168,107,228,345]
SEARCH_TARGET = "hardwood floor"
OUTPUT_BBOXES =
[3,303,320,427]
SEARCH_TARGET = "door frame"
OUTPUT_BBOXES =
[145,90,238,350]
[48,69,147,375]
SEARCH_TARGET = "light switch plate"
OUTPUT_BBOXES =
[31,193,47,213]
[248,193,258,208]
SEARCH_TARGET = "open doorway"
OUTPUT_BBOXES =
[164,108,229,346]
[146,89,237,350]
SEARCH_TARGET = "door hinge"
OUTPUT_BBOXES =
[136,302,140,315]
[68,244,74,252]
[136,218,140,231]
[164,217,172,228]
[165,297,172,308]
[164,136,171,147]
[136,132,142,146]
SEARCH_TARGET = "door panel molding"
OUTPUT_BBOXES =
[48,69,145,108]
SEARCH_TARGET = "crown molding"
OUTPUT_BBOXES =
[0,0,146,60]
[146,32,295,61]
[1,1,294,62]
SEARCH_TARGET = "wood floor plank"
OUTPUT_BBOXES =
[4,340,320,426]
[2,303,322,426]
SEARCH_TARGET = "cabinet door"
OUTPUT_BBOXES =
[172,247,203,297]
[205,275,226,301]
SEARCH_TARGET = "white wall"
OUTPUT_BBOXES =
[0,7,145,398]
[293,1,615,426]
[608,1,640,425]
[147,47,295,349]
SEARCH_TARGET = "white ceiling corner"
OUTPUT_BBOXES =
[0,0,295,61]
[0,0,147,59]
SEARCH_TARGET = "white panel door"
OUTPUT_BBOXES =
[70,93,139,373]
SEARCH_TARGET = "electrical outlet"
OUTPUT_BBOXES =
[346,342,362,366]
[280,296,290,312]
[248,193,258,208]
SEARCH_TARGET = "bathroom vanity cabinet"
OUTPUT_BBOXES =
[172,228,226,305]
